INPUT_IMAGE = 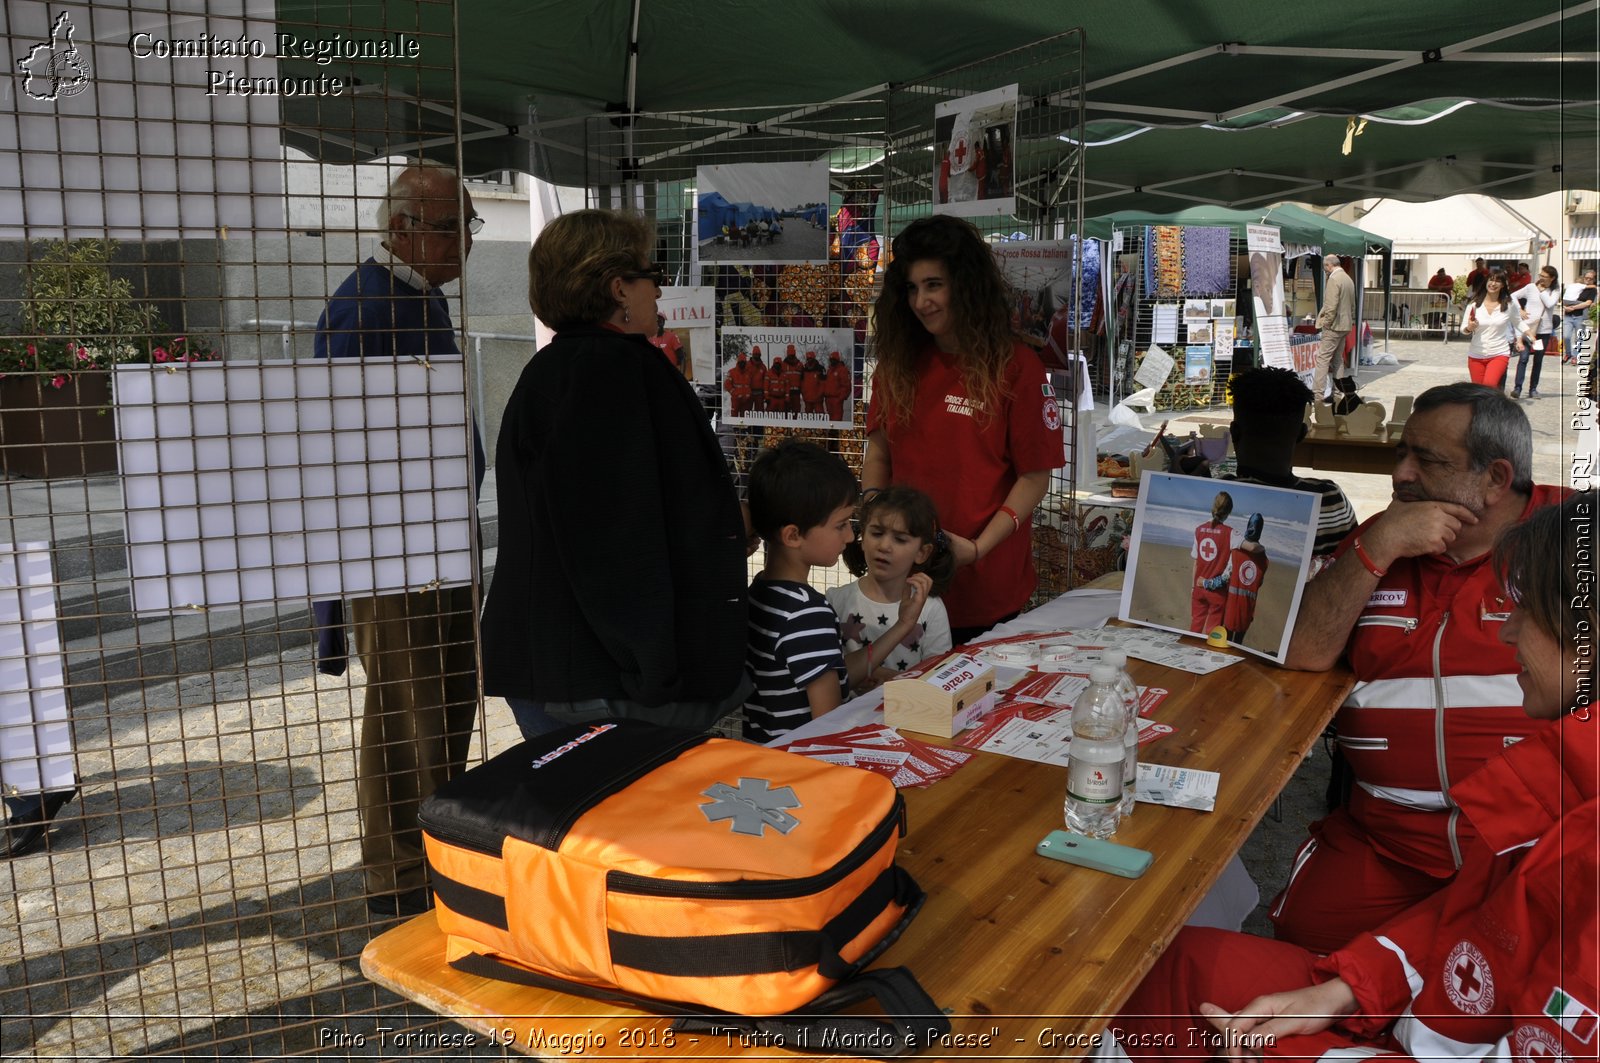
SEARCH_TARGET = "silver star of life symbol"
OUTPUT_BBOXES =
[699,778,801,836]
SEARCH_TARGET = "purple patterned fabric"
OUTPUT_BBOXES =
[1181,225,1231,295]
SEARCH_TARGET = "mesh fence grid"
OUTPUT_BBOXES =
[1,4,1085,1057]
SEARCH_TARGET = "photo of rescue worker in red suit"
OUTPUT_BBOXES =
[931,83,1017,219]
[720,326,856,429]
[1120,473,1319,662]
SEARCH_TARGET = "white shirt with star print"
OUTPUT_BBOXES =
[825,579,952,676]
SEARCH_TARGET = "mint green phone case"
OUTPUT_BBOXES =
[1036,830,1154,878]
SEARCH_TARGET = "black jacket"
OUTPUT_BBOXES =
[481,326,748,706]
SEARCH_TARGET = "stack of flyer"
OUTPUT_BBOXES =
[776,723,975,788]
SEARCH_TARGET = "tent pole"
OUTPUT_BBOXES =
[624,0,642,207]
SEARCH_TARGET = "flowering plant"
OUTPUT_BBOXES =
[0,335,221,390]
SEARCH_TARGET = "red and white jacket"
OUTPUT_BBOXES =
[1331,485,1568,873]
[1317,715,1599,1062]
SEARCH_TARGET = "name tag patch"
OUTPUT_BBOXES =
[1366,589,1407,608]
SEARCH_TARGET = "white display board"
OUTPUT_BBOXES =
[0,543,76,797]
[2,1,285,239]
[115,359,474,614]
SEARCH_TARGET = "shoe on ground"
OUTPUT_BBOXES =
[1529,390,1541,398]
[3,786,79,859]
[1511,388,1521,398]
[366,886,433,920]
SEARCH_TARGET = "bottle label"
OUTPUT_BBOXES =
[1067,756,1121,803]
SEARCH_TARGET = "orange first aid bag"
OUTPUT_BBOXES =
[419,721,946,1053]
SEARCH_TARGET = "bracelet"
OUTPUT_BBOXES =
[861,487,884,504]
[1352,537,1387,579]
[998,504,1021,532]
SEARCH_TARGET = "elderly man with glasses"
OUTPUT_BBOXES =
[314,160,485,920]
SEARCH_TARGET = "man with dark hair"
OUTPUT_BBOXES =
[1223,367,1356,567]
[1464,256,1488,291]
[1275,382,1567,951]
[315,162,484,920]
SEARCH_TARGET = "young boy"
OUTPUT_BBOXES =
[744,442,930,743]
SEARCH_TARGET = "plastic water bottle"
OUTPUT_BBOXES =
[1103,648,1140,817]
[1065,664,1126,839]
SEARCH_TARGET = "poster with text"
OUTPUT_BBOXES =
[653,286,716,382]
[719,326,856,429]
[1184,346,1213,384]
[993,240,1072,346]
[932,84,1017,218]
[696,161,830,266]
[1121,473,1318,662]
[1247,224,1290,370]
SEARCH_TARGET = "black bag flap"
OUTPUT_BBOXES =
[418,720,707,852]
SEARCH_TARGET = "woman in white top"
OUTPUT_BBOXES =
[1460,269,1521,389]
[1509,265,1560,398]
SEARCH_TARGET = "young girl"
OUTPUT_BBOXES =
[1461,269,1522,388]
[826,486,955,690]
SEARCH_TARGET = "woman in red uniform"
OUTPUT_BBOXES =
[863,215,1065,644]
[1106,491,1597,1063]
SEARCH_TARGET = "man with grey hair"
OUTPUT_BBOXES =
[1273,383,1567,951]
[315,161,484,920]
[1312,253,1356,403]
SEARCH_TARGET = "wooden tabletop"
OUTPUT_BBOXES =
[362,653,1353,1059]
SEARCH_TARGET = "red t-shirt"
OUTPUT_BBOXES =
[648,330,684,371]
[866,342,1065,629]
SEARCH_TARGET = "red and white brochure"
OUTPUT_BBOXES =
[779,723,974,788]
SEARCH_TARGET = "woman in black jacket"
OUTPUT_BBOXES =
[482,210,750,737]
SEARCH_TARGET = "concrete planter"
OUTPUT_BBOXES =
[0,371,118,479]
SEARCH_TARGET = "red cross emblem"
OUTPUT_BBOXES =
[1443,941,1495,1014]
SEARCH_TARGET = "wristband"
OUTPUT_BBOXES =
[999,504,1021,532]
[1352,537,1387,579]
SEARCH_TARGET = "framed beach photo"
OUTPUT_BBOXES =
[1120,473,1319,662]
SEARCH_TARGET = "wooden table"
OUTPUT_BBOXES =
[362,652,1353,1059]
[1293,433,1396,475]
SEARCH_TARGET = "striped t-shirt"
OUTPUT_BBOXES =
[744,577,847,743]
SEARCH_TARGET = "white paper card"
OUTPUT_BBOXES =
[0,542,75,796]
[115,359,474,613]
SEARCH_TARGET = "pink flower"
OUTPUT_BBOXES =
[173,336,186,344]
[26,344,36,356]
[77,349,93,362]
[153,348,169,362]
[50,375,67,389]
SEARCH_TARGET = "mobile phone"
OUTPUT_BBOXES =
[1036,830,1154,878]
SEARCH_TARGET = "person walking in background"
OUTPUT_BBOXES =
[1510,265,1560,398]
[314,160,484,919]
[861,215,1064,645]
[1313,254,1356,403]
[1461,268,1519,388]
[1563,268,1597,365]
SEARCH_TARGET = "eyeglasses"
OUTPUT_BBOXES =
[402,212,484,235]
[619,264,667,285]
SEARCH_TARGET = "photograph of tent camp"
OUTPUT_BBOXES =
[696,161,830,265]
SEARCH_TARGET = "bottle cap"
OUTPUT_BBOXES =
[1089,664,1118,685]
[1102,648,1128,669]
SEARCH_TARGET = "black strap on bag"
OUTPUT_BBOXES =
[449,953,947,1059]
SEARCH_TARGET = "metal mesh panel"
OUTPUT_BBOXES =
[2,0,502,1055]
[883,31,1087,603]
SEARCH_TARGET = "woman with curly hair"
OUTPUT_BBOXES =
[862,215,1065,643]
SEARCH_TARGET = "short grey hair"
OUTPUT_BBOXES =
[1413,382,1534,492]
[376,159,460,230]
[1323,254,1341,268]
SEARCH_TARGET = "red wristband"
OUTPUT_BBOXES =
[999,504,1021,532]
[1352,537,1387,579]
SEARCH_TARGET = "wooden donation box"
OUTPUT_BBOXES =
[883,653,998,739]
